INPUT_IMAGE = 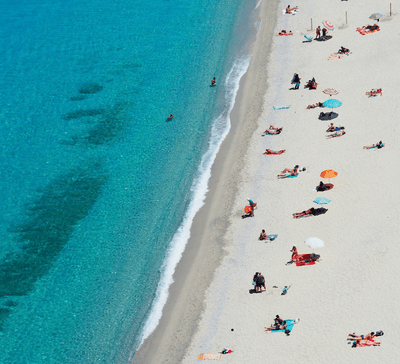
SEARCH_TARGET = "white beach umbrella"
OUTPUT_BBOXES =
[305,237,324,249]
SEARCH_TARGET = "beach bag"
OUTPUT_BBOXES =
[375,330,384,336]
[252,281,256,286]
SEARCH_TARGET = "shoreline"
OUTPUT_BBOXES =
[133,0,280,362]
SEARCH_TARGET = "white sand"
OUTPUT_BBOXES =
[182,0,400,363]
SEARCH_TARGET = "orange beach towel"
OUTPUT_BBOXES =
[197,353,222,360]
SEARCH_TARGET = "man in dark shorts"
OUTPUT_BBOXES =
[256,273,266,293]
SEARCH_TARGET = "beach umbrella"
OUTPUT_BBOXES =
[320,169,338,179]
[322,20,334,30]
[305,237,325,249]
[313,197,331,205]
[323,99,342,109]
[323,88,339,96]
[369,13,383,22]
[319,112,338,121]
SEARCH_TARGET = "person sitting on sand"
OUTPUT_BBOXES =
[290,246,298,260]
[265,321,287,331]
[363,140,384,149]
[274,315,284,327]
[348,332,376,341]
[278,165,299,178]
[293,208,315,219]
[258,229,267,241]
[316,181,328,191]
[306,102,323,109]
[326,123,345,132]
[326,130,346,138]
[264,149,286,155]
[286,5,298,14]
[338,46,350,54]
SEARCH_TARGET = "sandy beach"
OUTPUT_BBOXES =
[136,0,400,363]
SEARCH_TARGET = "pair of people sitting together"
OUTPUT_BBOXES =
[262,125,283,136]
[264,315,288,332]
[366,88,382,97]
[304,77,317,89]
[338,46,350,54]
[363,140,384,149]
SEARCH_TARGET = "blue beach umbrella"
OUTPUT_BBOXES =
[313,197,331,205]
[323,99,342,110]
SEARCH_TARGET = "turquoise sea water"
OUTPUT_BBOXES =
[0,0,259,362]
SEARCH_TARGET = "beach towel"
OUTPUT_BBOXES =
[278,32,293,36]
[197,353,221,360]
[304,35,313,42]
[267,234,278,240]
[273,105,290,110]
[327,54,342,60]
[296,260,316,266]
[270,319,295,333]
[357,26,380,35]
[264,150,285,155]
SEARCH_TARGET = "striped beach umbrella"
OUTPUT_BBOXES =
[322,20,334,30]
[323,88,339,96]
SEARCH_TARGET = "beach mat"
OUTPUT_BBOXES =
[296,260,315,266]
[270,319,295,333]
[197,353,221,360]
[273,105,290,110]
[267,234,278,240]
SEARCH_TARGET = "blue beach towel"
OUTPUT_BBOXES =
[273,105,290,110]
[285,173,299,179]
[271,319,295,333]
[304,35,313,42]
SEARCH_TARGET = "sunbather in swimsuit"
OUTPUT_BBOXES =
[258,229,267,240]
[348,332,376,341]
[265,321,287,331]
[264,149,286,155]
[293,208,315,219]
[263,129,281,135]
[363,141,384,149]
[338,46,350,54]
[278,166,299,178]
[290,246,298,260]
[366,88,382,97]
[326,131,346,138]
[306,102,323,109]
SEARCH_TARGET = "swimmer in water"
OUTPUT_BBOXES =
[211,77,216,86]
[167,114,174,121]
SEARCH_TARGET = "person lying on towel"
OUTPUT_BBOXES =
[278,165,299,178]
[306,102,323,109]
[264,149,286,155]
[262,125,283,136]
[348,332,378,342]
[366,24,379,31]
[326,130,346,138]
[363,140,384,149]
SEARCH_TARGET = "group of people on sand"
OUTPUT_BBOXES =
[315,26,328,40]
[252,272,266,293]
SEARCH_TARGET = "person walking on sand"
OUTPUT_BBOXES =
[316,26,321,39]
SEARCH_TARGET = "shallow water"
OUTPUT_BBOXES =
[0,0,259,362]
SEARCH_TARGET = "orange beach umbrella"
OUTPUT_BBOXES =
[320,169,338,179]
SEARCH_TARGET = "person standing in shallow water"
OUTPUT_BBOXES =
[211,77,216,86]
